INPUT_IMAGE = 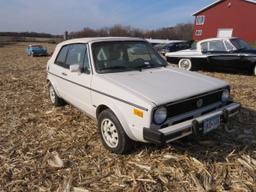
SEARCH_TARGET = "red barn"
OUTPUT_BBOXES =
[192,0,256,42]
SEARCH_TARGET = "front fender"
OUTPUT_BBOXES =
[96,102,139,141]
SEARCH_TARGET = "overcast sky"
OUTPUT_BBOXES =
[0,0,214,34]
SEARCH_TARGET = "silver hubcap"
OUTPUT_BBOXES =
[254,66,256,76]
[49,85,56,103]
[179,59,191,70]
[101,118,119,148]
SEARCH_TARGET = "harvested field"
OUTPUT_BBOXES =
[0,42,256,192]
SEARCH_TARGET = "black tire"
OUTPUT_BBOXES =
[252,64,256,76]
[97,109,133,154]
[178,58,194,71]
[48,83,65,106]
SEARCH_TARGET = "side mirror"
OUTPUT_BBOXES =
[69,64,81,73]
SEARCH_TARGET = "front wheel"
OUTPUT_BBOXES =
[178,58,193,71]
[98,109,133,154]
[48,83,65,106]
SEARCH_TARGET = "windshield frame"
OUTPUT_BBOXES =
[91,40,168,74]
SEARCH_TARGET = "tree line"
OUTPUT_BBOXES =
[0,32,59,38]
[70,23,193,40]
[0,23,193,40]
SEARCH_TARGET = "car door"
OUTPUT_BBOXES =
[223,40,244,69]
[61,44,93,114]
[207,40,241,69]
[49,45,69,99]
[226,40,253,70]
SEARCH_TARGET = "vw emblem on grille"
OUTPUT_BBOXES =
[196,99,203,108]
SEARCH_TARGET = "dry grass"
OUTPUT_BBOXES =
[0,42,256,192]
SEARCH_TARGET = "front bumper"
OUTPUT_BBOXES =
[143,102,240,144]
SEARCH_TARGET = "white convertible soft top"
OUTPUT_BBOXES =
[59,37,145,46]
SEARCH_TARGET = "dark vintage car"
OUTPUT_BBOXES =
[160,41,192,56]
[165,37,256,75]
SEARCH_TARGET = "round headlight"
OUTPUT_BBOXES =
[154,107,167,124]
[222,89,230,103]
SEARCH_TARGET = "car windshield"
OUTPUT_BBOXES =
[92,41,167,73]
[230,38,252,50]
[190,42,197,50]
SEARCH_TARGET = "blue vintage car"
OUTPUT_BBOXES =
[26,44,48,56]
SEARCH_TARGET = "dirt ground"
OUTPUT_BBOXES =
[0,42,256,192]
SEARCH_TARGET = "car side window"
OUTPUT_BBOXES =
[209,40,226,52]
[65,44,91,73]
[66,44,85,67]
[224,40,235,51]
[176,43,182,49]
[177,43,190,49]
[55,46,69,67]
[201,42,208,52]
[184,43,190,49]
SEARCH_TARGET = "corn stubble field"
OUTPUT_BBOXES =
[0,42,256,192]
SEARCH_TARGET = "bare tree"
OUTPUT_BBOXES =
[70,23,193,40]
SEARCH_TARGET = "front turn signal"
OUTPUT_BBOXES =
[133,108,143,118]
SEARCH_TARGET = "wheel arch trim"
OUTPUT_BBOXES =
[96,103,138,141]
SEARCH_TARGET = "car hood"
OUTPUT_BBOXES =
[101,67,228,106]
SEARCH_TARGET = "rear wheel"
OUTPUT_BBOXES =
[178,58,193,71]
[98,109,133,154]
[48,83,65,106]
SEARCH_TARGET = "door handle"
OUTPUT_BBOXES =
[62,72,67,76]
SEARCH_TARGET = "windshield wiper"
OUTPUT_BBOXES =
[98,65,130,73]
[99,64,166,73]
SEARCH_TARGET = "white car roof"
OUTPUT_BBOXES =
[198,37,238,44]
[145,38,186,44]
[59,37,145,46]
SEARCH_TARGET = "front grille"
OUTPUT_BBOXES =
[166,90,223,118]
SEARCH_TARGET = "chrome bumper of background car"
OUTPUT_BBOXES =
[143,102,241,144]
